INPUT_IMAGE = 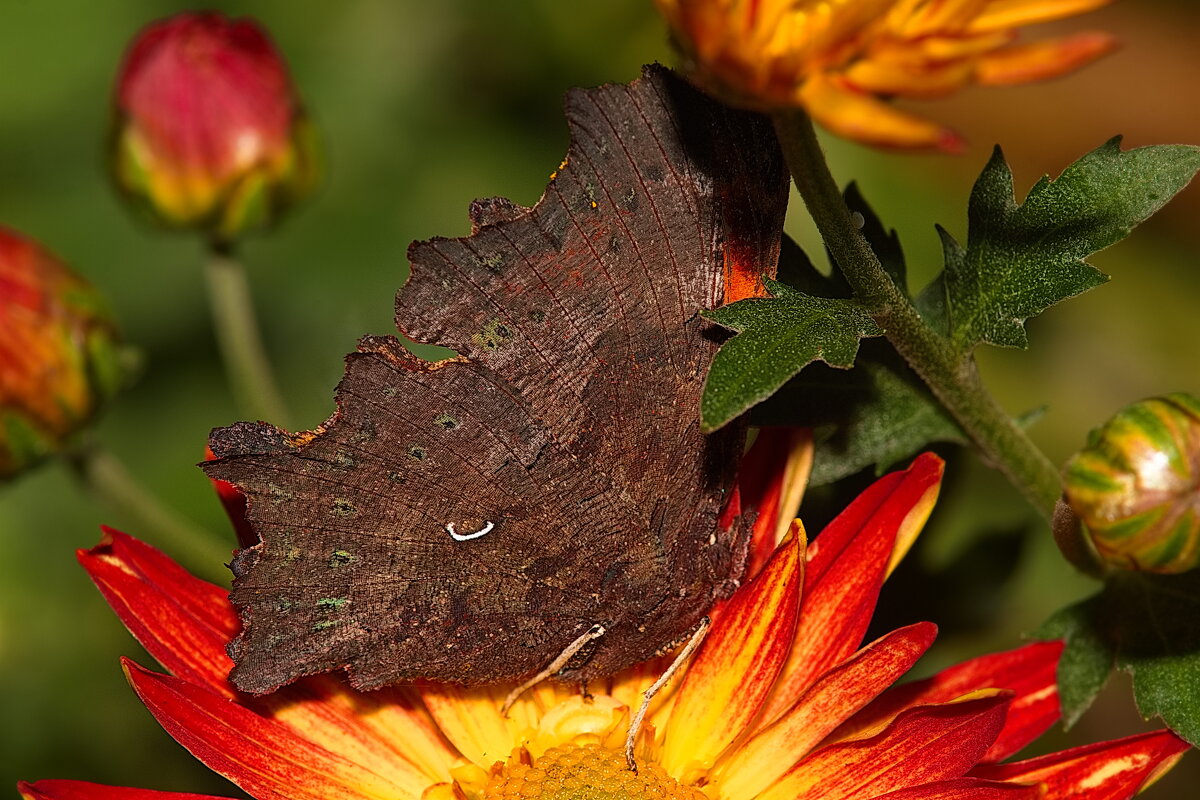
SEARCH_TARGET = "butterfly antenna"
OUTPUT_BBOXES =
[624,617,711,771]
[500,624,606,716]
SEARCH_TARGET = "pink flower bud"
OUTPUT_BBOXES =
[111,12,319,242]
[0,228,124,480]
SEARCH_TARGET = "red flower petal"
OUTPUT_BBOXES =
[836,640,1062,762]
[737,428,813,579]
[662,529,804,780]
[123,659,429,800]
[971,728,1191,800]
[759,454,944,724]
[716,622,937,800]
[18,781,234,800]
[872,777,1042,800]
[757,693,1011,800]
[78,527,237,697]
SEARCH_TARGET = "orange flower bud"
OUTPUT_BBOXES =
[1063,394,1200,574]
[110,12,319,242]
[654,0,1116,150]
[0,228,124,480]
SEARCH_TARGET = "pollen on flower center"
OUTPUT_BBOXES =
[482,744,705,800]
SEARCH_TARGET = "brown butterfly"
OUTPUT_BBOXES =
[205,66,788,694]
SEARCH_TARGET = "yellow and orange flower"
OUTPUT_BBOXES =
[18,442,1189,800]
[655,0,1117,150]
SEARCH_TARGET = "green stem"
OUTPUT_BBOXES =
[204,244,291,427]
[772,109,1062,517]
[68,443,230,579]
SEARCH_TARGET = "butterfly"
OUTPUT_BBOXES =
[205,65,788,694]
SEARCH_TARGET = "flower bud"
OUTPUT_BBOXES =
[1063,393,1200,574]
[0,228,124,480]
[110,12,319,243]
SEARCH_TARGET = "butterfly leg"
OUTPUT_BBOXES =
[624,616,711,772]
[500,623,606,715]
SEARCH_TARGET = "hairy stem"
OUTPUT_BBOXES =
[205,245,291,427]
[772,109,1062,516]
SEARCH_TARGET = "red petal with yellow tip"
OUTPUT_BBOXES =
[757,694,1012,800]
[737,427,813,579]
[716,623,937,800]
[799,74,965,152]
[970,728,1191,800]
[759,454,944,724]
[662,530,804,780]
[976,31,1117,85]
[836,640,1062,763]
[18,781,234,800]
[123,659,426,800]
[79,527,237,697]
[872,777,1042,799]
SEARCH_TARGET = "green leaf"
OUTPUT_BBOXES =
[1035,570,1200,745]
[942,138,1200,354]
[700,279,882,432]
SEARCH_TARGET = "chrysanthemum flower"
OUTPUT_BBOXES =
[18,448,1189,800]
[655,0,1118,150]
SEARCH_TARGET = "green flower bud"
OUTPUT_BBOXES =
[1063,393,1200,574]
[110,12,320,244]
[0,228,125,481]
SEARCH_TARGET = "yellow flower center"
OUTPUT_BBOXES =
[482,744,705,800]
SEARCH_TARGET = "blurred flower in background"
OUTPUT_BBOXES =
[16,455,1190,800]
[1063,393,1200,574]
[655,0,1116,150]
[110,12,320,244]
[0,227,124,481]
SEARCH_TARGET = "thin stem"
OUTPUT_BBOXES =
[68,443,230,579]
[204,244,291,427]
[771,109,1062,517]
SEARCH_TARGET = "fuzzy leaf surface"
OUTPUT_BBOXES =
[701,279,882,432]
[1036,569,1200,747]
[937,138,1200,354]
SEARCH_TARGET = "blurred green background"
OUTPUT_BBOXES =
[2,0,1199,797]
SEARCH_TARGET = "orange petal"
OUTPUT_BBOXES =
[737,427,814,578]
[124,659,428,800]
[757,694,1011,800]
[800,73,965,152]
[78,527,237,698]
[255,681,458,785]
[970,728,1190,799]
[419,683,522,768]
[19,781,235,800]
[758,454,945,725]
[715,622,937,800]
[662,528,805,782]
[975,31,1117,85]
[871,778,1042,799]
[970,0,1113,33]
[834,640,1062,762]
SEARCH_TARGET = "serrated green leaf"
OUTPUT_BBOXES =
[700,279,882,432]
[944,138,1200,354]
[1034,570,1200,745]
